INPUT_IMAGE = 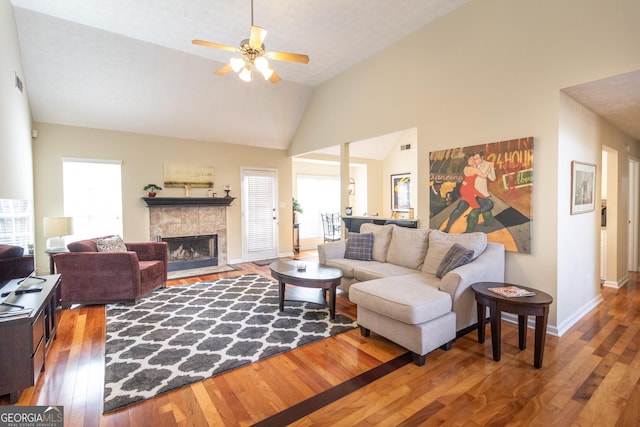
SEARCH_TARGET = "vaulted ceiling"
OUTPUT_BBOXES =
[10,0,471,150]
[10,0,639,156]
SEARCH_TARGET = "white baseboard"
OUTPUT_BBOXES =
[602,275,629,289]
[500,292,604,338]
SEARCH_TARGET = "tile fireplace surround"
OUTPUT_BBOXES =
[147,205,228,266]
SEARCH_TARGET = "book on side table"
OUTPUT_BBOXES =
[488,286,536,298]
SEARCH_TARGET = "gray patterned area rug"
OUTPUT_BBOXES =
[103,274,357,413]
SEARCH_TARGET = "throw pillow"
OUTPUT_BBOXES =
[422,230,487,275]
[436,243,475,278]
[360,223,393,262]
[345,232,374,261]
[96,235,128,253]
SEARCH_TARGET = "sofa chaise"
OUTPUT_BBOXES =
[318,223,505,365]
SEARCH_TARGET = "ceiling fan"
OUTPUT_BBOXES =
[192,0,309,83]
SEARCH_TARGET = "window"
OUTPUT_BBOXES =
[62,158,123,239]
[296,175,340,239]
[0,199,33,249]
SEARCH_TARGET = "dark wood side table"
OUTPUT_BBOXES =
[293,223,300,254]
[471,282,553,369]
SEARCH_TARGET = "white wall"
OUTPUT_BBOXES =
[0,1,33,201]
[382,128,418,218]
[289,0,640,331]
[32,123,293,273]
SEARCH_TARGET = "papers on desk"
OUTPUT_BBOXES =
[0,307,32,320]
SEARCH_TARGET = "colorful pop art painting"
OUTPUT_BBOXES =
[429,137,533,253]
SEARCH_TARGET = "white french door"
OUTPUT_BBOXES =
[241,168,278,261]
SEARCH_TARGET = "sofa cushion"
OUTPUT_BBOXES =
[422,230,487,276]
[360,223,394,262]
[0,245,24,259]
[353,262,418,282]
[97,235,128,253]
[325,258,373,279]
[345,232,374,261]
[436,243,474,278]
[386,226,430,270]
[349,276,452,325]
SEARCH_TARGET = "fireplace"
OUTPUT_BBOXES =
[162,234,218,272]
[144,199,231,269]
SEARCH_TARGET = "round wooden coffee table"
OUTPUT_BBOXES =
[269,260,343,319]
[472,282,553,369]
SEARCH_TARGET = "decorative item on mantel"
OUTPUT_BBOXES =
[185,185,192,197]
[224,185,231,198]
[143,184,162,198]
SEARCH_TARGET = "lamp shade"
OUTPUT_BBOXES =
[43,216,74,238]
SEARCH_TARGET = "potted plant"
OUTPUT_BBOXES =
[292,197,303,224]
[144,184,162,198]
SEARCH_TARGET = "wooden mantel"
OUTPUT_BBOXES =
[142,197,235,207]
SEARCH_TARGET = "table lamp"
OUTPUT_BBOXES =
[43,216,74,250]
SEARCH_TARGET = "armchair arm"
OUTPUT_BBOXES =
[318,240,346,264]
[125,242,168,263]
[0,255,34,281]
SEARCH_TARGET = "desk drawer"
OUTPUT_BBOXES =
[32,335,45,384]
[32,310,45,354]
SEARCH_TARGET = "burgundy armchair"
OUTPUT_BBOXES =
[53,236,168,307]
[0,245,34,282]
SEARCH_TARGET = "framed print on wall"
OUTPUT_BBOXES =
[571,161,596,215]
[391,173,411,212]
[429,136,534,253]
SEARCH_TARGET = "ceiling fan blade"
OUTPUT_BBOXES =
[215,63,233,76]
[267,51,310,64]
[268,71,281,84]
[192,39,240,53]
[249,26,267,49]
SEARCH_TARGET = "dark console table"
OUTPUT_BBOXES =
[342,216,418,233]
[0,274,61,403]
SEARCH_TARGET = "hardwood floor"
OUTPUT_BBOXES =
[2,253,640,426]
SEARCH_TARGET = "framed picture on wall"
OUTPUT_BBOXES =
[571,161,596,215]
[391,173,411,212]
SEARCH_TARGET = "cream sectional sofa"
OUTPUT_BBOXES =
[318,223,505,365]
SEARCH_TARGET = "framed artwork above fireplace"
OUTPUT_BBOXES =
[163,163,214,188]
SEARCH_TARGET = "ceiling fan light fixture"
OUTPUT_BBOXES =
[239,67,252,82]
[193,0,308,84]
[254,56,274,80]
[230,57,246,73]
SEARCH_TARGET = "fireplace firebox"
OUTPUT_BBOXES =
[161,234,218,271]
